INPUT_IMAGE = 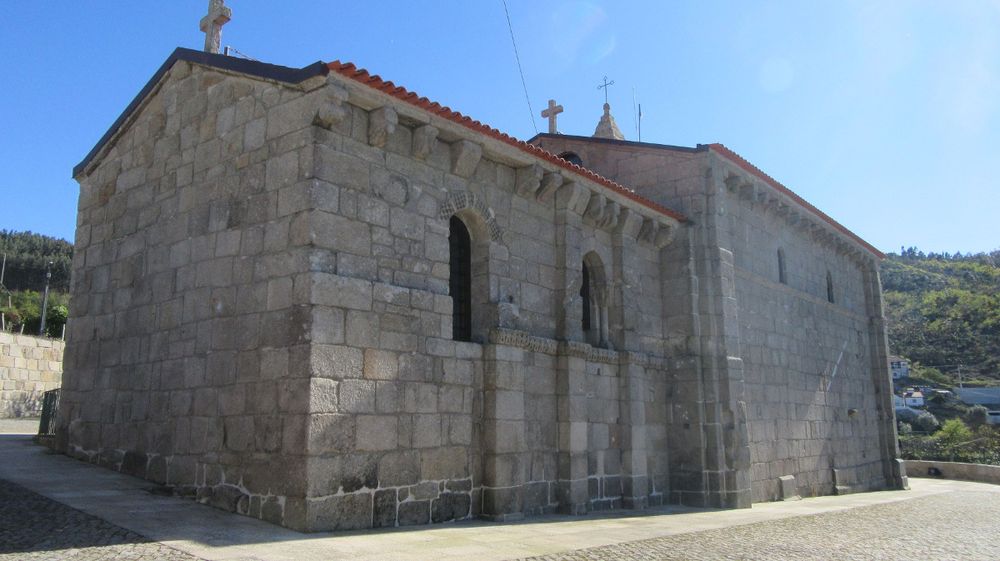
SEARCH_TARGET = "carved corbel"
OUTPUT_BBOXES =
[368,106,398,148]
[724,174,741,193]
[313,83,350,129]
[515,164,544,197]
[450,140,482,178]
[555,180,588,213]
[615,207,644,238]
[738,181,756,201]
[536,172,564,202]
[638,218,659,243]
[654,224,675,248]
[585,192,607,223]
[411,124,439,160]
[600,201,620,229]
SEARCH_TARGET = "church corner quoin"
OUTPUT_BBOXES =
[57,48,905,532]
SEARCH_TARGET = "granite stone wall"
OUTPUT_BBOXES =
[0,333,63,418]
[63,57,682,531]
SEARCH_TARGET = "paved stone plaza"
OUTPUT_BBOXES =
[1,425,998,561]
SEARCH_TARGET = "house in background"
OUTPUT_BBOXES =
[889,356,909,380]
[903,391,925,408]
[954,387,1000,409]
[892,395,905,408]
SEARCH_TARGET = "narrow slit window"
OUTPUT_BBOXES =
[778,248,787,285]
[449,216,472,342]
[826,270,835,303]
[581,262,592,332]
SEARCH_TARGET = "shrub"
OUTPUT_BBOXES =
[914,411,940,433]
[967,405,990,428]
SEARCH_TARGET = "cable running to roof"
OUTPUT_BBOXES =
[500,0,538,135]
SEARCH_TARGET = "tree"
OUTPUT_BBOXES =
[914,411,940,433]
[967,405,990,428]
[936,418,973,448]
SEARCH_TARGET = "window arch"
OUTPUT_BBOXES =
[558,151,583,167]
[449,216,472,341]
[826,270,835,304]
[777,248,787,285]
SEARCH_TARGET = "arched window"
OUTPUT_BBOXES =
[777,248,787,285]
[449,216,472,341]
[558,151,583,167]
[826,270,835,304]
[581,252,608,348]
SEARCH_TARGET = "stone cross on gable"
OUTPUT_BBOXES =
[540,99,564,134]
[200,0,232,54]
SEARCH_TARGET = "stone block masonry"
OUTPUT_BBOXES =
[0,333,64,418]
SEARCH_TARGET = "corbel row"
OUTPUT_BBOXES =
[515,163,678,249]
[725,174,869,263]
[313,84,485,180]
[313,76,678,250]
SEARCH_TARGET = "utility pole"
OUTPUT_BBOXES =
[39,261,52,337]
[957,365,963,388]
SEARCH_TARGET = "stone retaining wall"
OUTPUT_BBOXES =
[0,333,64,418]
[905,460,1000,486]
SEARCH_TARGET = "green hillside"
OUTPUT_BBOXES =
[882,248,1000,384]
[0,230,72,337]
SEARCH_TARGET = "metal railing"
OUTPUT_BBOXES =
[37,389,60,436]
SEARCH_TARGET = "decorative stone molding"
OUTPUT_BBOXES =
[450,140,482,178]
[438,191,503,242]
[411,124,439,160]
[618,350,649,367]
[560,340,592,358]
[488,328,558,354]
[368,106,398,148]
[558,340,621,364]
[313,84,350,129]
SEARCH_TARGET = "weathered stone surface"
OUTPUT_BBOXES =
[308,492,372,531]
[397,500,430,526]
[373,488,398,528]
[431,492,471,523]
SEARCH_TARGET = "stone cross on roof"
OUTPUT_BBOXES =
[540,99,564,134]
[200,0,232,54]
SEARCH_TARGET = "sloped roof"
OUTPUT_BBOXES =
[75,48,685,223]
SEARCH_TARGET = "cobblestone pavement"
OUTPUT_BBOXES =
[0,478,204,561]
[516,490,1000,561]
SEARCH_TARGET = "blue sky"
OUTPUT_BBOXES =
[2,1,997,253]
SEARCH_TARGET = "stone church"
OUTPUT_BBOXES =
[58,39,906,531]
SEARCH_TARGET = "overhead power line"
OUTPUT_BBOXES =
[501,0,538,135]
